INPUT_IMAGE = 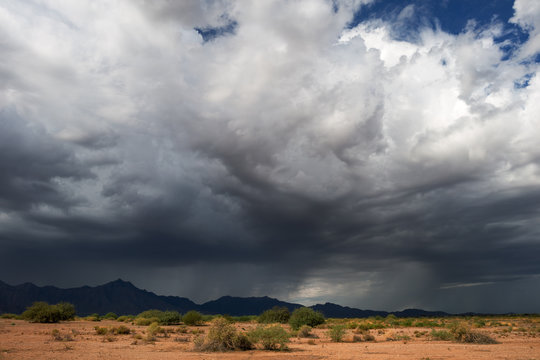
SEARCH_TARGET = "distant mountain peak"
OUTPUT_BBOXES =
[103,278,135,287]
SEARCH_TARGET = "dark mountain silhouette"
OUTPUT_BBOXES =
[0,279,450,317]
[0,279,197,315]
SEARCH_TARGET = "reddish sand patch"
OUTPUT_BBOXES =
[0,319,539,359]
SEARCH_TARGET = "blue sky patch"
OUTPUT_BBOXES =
[349,0,531,60]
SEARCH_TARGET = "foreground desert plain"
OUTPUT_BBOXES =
[1,317,539,360]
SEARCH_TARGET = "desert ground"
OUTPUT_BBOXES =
[1,317,539,360]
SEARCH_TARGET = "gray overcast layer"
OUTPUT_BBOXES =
[1,0,540,313]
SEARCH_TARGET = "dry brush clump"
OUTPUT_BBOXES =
[194,317,252,352]
[451,325,498,344]
[248,325,290,351]
[327,324,347,342]
[297,325,315,338]
[94,325,131,336]
[51,329,74,342]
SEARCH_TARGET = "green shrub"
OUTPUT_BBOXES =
[22,302,76,323]
[137,309,164,319]
[102,312,118,320]
[135,317,159,326]
[258,306,290,324]
[248,325,290,351]
[116,315,133,322]
[183,310,203,326]
[328,324,346,342]
[357,322,385,331]
[86,313,101,321]
[160,311,182,325]
[136,309,181,325]
[289,307,325,330]
[194,317,252,351]
[202,314,217,322]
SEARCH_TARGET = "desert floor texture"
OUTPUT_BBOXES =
[0,318,539,359]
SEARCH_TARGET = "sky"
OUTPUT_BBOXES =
[1,0,540,314]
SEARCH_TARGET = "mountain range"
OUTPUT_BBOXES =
[0,279,450,318]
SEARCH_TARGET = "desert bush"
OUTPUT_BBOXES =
[148,322,166,337]
[194,317,252,351]
[413,319,440,327]
[258,306,290,324]
[474,319,486,328]
[22,302,76,323]
[202,314,217,322]
[289,307,325,330]
[183,310,203,326]
[135,317,159,326]
[116,315,133,322]
[136,309,180,325]
[451,326,497,344]
[353,332,376,342]
[102,312,118,320]
[160,311,182,325]
[110,325,131,335]
[103,334,116,342]
[51,329,74,341]
[327,324,346,342]
[298,325,313,338]
[430,329,453,341]
[248,325,290,351]
[86,313,101,321]
[137,309,164,319]
[94,326,108,335]
[357,321,385,331]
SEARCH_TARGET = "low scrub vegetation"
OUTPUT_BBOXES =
[102,312,118,320]
[0,313,21,320]
[22,302,75,323]
[451,325,498,344]
[248,325,290,350]
[298,325,313,338]
[136,310,182,325]
[51,329,74,341]
[194,317,252,351]
[95,325,131,335]
[327,324,347,342]
[430,329,454,341]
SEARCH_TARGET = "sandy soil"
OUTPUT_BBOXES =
[0,319,539,359]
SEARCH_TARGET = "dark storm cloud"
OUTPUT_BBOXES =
[0,109,94,210]
[0,0,539,313]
